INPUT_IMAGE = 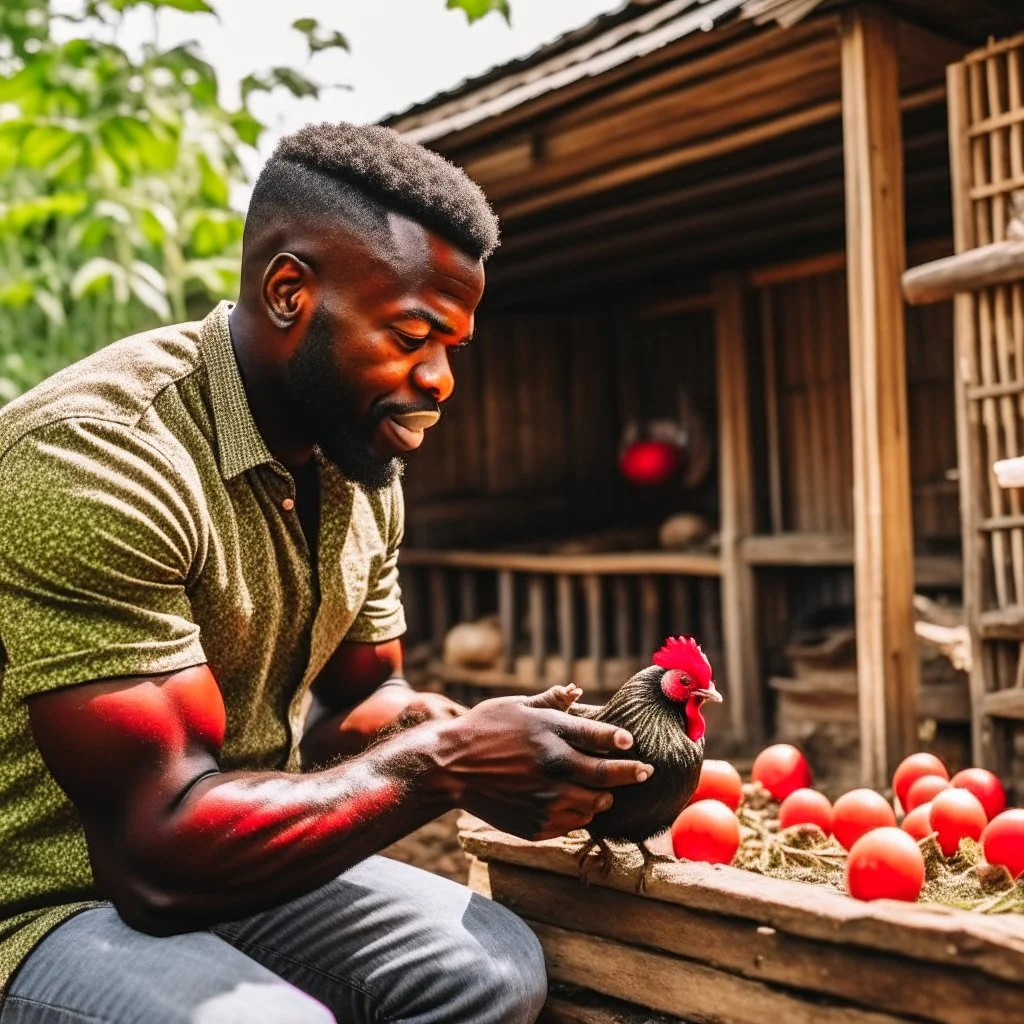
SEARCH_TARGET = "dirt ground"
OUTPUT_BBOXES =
[381,810,470,884]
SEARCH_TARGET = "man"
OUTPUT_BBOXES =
[0,123,654,1024]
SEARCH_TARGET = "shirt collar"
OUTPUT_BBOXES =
[202,300,276,481]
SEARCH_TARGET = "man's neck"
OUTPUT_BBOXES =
[228,303,317,474]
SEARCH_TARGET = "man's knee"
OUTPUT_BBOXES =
[463,897,548,1024]
[191,980,336,1024]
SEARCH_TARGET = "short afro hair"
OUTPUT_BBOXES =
[248,122,500,261]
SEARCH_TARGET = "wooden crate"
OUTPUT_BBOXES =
[459,815,1024,1024]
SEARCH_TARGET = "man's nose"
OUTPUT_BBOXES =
[411,341,454,404]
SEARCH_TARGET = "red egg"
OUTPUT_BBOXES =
[904,774,950,812]
[846,828,926,902]
[929,788,988,857]
[892,752,948,811]
[950,768,1007,821]
[901,802,936,842]
[832,789,897,850]
[981,809,1024,879]
[751,744,813,801]
[778,788,834,835]
[619,440,682,486]
[671,800,741,865]
[690,760,743,811]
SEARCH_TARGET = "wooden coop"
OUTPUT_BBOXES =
[386,0,1024,795]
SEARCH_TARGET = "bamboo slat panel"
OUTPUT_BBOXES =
[757,268,957,541]
[948,33,1024,791]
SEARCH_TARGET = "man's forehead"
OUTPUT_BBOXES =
[381,212,485,303]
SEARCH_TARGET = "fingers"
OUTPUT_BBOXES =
[535,784,613,839]
[565,750,654,788]
[548,711,634,755]
[519,683,582,711]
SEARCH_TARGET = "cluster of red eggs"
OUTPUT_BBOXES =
[670,744,1024,903]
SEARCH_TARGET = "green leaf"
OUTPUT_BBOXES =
[197,152,229,206]
[71,257,128,302]
[108,0,215,13]
[184,208,243,257]
[291,17,349,55]
[0,280,35,309]
[98,116,176,178]
[34,289,66,326]
[446,0,511,25]
[129,261,171,320]
[228,109,263,147]
[242,67,319,103]
[20,125,78,171]
[0,192,89,234]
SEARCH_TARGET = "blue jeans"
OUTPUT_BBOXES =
[0,856,547,1024]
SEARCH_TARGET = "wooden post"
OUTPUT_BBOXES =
[714,272,764,746]
[458,570,478,623]
[498,570,516,674]
[639,576,660,659]
[429,568,449,653]
[557,574,576,680]
[841,4,919,786]
[529,575,547,683]
[585,575,605,692]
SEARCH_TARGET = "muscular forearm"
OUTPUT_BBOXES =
[103,721,452,933]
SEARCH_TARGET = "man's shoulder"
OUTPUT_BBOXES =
[0,317,206,464]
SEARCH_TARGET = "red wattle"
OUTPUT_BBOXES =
[685,698,707,742]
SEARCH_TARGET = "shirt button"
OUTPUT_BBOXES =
[282,497,296,511]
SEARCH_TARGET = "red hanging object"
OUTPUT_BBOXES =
[619,439,683,486]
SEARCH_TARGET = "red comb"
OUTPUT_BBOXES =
[652,635,712,683]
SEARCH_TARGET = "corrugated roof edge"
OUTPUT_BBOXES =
[383,0,825,143]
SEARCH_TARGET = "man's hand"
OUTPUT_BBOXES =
[431,684,654,842]
[347,681,466,735]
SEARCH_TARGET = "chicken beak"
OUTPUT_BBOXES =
[694,682,723,703]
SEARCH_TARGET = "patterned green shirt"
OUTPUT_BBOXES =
[0,300,406,999]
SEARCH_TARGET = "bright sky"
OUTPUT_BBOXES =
[96,0,626,205]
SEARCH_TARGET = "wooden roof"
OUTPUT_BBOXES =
[386,0,1021,144]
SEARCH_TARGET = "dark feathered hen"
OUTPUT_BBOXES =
[568,636,722,887]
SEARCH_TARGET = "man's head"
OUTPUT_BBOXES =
[238,122,498,489]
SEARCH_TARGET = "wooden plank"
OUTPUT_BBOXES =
[482,861,1023,1024]
[584,575,604,692]
[841,4,919,787]
[529,575,546,681]
[639,575,660,658]
[904,240,1024,304]
[540,992,683,1024]
[428,568,450,651]
[982,689,1024,719]
[556,574,575,677]
[760,289,785,532]
[947,56,990,770]
[459,818,1024,984]
[498,569,515,674]
[715,272,763,746]
[399,549,723,576]
[532,921,923,1024]
[612,576,630,658]
[458,571,477,623]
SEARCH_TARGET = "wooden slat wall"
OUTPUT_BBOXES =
[758,267,959,542]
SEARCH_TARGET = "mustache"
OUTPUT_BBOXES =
[370,399,442,428]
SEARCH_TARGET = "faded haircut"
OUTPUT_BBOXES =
[245,121,500,261]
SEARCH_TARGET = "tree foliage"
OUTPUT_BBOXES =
[0,0,509,402]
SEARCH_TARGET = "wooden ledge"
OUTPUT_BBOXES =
[458,814,1024,985]
[903,239,1024,305]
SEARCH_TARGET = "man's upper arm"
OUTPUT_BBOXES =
[0,417,206,700]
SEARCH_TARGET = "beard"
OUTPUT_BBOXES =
[280,305,403,492]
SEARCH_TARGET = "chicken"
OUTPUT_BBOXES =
[567,635,722,891]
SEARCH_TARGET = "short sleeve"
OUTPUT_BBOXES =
[0,418,207,698]
[345,477,407,644]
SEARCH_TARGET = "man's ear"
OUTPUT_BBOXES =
[261,252,315,330]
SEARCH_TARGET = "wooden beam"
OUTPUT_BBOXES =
[399,549,722,576]
[841,4,919,787]
[903,240,1024,305]
[714,272,763,746]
